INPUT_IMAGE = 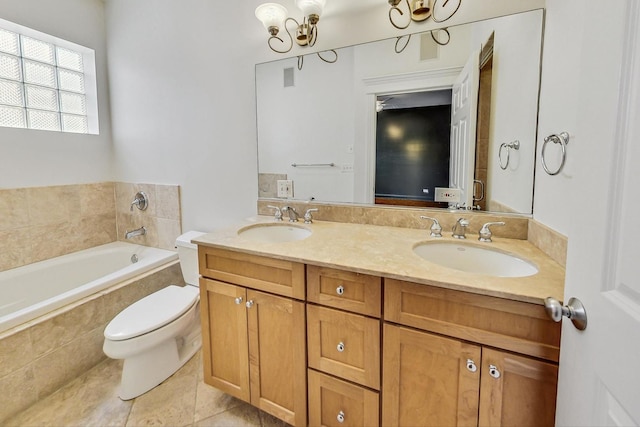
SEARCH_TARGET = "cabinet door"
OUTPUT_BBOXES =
[246,290,307,426]
[382,324,481,427]
[308,369,379,427]
[479,348,558,427]
[199,278,250,402]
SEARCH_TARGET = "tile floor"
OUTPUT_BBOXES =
[4,351,291,427]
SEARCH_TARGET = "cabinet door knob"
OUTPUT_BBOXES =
[489,364,501,379]
[234,297,243,305]
[466,359,477,373]
[337,410,345,423]
[336,285,345,295]
[337,342,345,352]
[245,300,254,309]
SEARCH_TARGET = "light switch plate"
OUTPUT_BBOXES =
[434,187,461,202]
[277,180,293,198]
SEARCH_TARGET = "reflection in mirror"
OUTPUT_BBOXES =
[256,9,543,214]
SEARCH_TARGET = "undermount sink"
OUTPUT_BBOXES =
[413,241,538,277]
[237,223,312,243]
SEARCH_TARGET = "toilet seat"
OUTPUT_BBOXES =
[105,285,199,341]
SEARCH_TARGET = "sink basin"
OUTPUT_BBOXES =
[237,223,312,243]
[413,241,538,277]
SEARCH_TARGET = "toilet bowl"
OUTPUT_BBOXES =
[103,230,205,400]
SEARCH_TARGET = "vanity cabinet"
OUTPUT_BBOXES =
[306,266,382,427]
[382,278,560,427]
[198,247,307,426]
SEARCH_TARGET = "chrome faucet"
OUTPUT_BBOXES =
[478,221,505,242]
[452,218,469,239]
[267,205,283,221]
[304,208,318,224]
[125,226,146,239]
[281,206,300,222]
[420,216,442,237]
[130,191,148,212]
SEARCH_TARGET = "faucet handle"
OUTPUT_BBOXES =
[419,216,442,237]
[267,205,283,221]
[478,221,506,242]
[304,208,318,224]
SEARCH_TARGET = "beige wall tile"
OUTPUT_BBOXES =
[0,366,38,424]
[26,185,80,227]
[0,329,33,377]
[79,182,116,217]
[0,228,33,271]
[29,221,79,263]
[0,189,29,231]
[157,218,182,250]
[114,182,136,215]
[156,185,181,220]
[78,214,117,250]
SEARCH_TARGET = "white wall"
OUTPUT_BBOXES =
[0,0,113,188]
[105,0,258,232]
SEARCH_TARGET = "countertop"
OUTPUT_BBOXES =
[193,216,565,305]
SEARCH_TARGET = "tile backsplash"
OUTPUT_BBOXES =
[0,182,182,272]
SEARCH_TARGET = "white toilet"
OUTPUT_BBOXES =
[103,230,205,400]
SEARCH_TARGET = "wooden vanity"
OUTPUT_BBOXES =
[195,218,564,427]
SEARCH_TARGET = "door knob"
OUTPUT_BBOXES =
[544,297,587,330]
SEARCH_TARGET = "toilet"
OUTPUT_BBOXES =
[103,230,205,400]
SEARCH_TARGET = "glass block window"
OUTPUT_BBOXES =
[0,20,97,134]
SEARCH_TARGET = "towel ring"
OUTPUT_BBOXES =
[541,132,570,176]
[499,140,520,170]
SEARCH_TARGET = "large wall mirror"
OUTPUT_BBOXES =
[256,9,543,215]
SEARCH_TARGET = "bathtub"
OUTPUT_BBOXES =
[0,241,178,334]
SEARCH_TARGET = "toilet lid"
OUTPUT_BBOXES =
[104,285,199,341]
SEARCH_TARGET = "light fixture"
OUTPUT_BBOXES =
[387,0,461,42]
[255,0,327,54]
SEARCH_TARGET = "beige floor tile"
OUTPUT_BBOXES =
[194,402,262,427]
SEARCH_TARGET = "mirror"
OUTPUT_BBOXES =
[256,9,543,214]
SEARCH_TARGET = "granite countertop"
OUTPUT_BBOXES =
[193,216,565,305]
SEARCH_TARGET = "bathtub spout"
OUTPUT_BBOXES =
[125,226,146,240]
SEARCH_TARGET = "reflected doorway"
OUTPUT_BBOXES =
[374,90,452,207]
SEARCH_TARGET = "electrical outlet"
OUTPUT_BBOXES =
[434,187,461,202]
[341,164,354,173]
[277,180,293,198]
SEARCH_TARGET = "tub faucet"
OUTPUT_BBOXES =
[125,226,146,239]
[282,206,300,222]
[452,218,469,239]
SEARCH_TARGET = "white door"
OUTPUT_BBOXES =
[555,1,640,425]
[449,51,479,209]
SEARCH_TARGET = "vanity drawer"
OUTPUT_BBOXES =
[384,278,561,362]
[307,265,381,317]
[307,305,380,389]
[308,369,379,427]
[198,247,305,300]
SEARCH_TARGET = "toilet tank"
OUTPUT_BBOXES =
[175,231,206,286]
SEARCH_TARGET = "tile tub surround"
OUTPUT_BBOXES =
[0,262,185,424]
[115,182,182,251]
[0,183,117,271]
[196,216,566,304]
[0,182,183,272]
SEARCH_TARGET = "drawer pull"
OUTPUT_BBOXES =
[337,342,345,352]
[245,300,254,309]
[336,285,345,295]
[466,359,477,373]
[234,297,243,305]
[337,410,345,423]
[489,364,501,379]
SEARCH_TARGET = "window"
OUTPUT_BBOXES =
[0,18,98,134]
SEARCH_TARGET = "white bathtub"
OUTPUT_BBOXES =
[0,242,178,334]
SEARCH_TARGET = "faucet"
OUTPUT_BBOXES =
[420,216,442,237]
[130,191,148,212]
[478,221,506,242]
[266,205,283,221]
[303,208,318,224]
[281,206,300,222]
[452,218,469,239]
[125,226,146,239]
